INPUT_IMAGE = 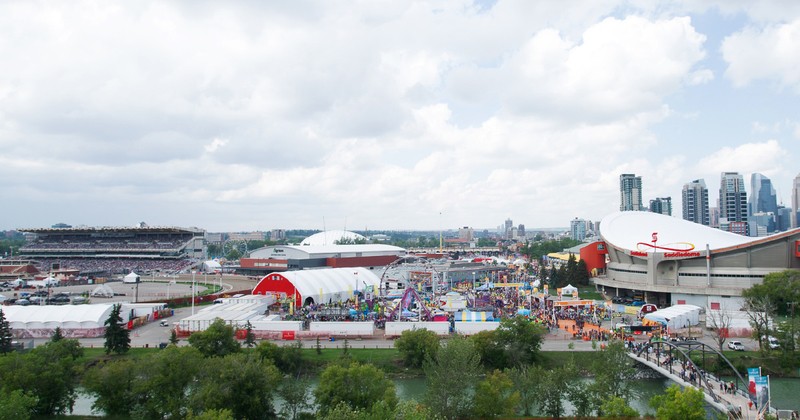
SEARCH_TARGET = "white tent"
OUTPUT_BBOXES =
[1,304,117,338]
[252,267,381,306]
[643,304,701,331]
[561,284,578,295]
[202,260,222,273]
[0,294,6,302]
[178,296,274,332]
[123,272,140,284]
[91,284,114,298]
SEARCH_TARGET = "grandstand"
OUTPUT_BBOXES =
[17,226,205,276]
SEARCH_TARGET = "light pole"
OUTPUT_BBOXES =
[191,270,196,316]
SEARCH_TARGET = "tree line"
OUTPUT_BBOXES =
[0,312,706,419]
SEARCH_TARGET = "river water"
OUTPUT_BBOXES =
[71,375,799,417]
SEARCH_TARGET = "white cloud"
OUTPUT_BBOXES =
[1,1,795,231]
[722,20,800,91]
[694,140,786,178]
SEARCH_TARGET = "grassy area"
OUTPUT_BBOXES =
[577,287,604,300]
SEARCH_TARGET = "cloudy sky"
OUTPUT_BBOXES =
[1,1,799,233]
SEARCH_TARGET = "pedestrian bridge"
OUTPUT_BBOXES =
[627,340,775,419]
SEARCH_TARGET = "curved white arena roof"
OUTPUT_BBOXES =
[301,230,366,246]
[600,211,754,253]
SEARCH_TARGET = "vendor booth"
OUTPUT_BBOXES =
[642,304,701,331]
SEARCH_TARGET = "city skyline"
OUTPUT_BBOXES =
[1,1,799,232]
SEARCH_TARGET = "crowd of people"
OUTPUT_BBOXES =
[31,258,192,275]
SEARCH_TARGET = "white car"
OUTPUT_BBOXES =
[727,340,744,351]
[762,336,780,350]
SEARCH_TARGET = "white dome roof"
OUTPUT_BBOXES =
[600,211,753,252]
[300,230,366,246]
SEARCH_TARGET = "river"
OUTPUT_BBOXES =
[73,374,798,417]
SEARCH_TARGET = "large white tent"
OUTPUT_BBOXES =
[1,304,118,338]
[643,304,702,331]
[178,296,275,332]
[252,267,381,306]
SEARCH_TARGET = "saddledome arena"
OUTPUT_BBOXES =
[594,211,800,310]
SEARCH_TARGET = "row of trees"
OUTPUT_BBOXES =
[1,313,707,419]
[741,270,800,362]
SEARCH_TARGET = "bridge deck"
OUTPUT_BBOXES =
[627,351,761,419]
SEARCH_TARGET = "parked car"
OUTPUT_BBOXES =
[762,336,780,350]
[14,299,30,306]
[727,340,745,351]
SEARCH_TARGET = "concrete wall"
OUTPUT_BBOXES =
[309,321,374,336]
[453,321,500,335]
[385,321,449,337]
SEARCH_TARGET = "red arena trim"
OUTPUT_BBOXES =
[635,242,695,252]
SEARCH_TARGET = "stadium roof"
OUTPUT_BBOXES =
[600,211,759,253]
[300,230,366,246]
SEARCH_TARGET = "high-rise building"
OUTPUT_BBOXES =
[517,224,525,238]
[504,218,513,240]
[620,174,643,211]
[719,172,748,235]
[682,179,709,225]
[570,218,588,241]
[750,173,778,216]
[792,173,800,228]
[710,207,720,228]
[458,226,474,242]
[649,197,672,216]
[720,172,748,221]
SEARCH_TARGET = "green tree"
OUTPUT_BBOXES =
[256,340,304,374]
[0,339,82,416]
[0,309,12,354]
[575,259,590,285]
[649,384,705,420]
[103,303,130,355]
[509,365,540,417]
[473,370,520,418]
[600,396,639,418]
[189,353,281,420]
[315,362,397,415]
[50,326,64,342]
[244,320,256,348]
[188,318,241,357]
[0,389,36,420]
[187,408,235,420]
[566,253,579,286]
[589,340,636,415]
[133,346,203,418]
[169,328,179,345]
[394,328,440,368]
[83,358,138,416]
[537,364,573,418]
[279,378,313,420]
[494,316,546,367]
[424,335,481,420]
[470,330,506,370]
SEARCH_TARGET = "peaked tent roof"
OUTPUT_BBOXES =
[254,267,380,304]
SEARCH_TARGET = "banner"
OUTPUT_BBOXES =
[747,367,760,404]
[755,375,769,411]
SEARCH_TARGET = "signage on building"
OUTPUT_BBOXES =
[630,239,702,259]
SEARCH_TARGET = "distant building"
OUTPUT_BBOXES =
[777,207,793,232]
[649,197,672,216]
[504,218,513,239]
[719,172,748,235]
[518,224,525,238]
[458,226,474,242]
[51,223,72,229]
[269,229,286,241]
[792,173,800,228]
[205,232,224,244]
[682,179,709,226]
[229,232,266,241]
[620,174,643,211]
[570,218,588,241]
[710,207,720,228]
